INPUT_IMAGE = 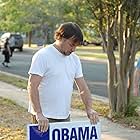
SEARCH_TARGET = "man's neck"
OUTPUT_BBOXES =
[53,42,62,54]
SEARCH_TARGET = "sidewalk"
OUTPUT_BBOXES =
[0,80,140,140]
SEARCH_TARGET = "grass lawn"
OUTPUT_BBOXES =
[0,73,27,89]
[76,45,140,60]
[0,97,30,140]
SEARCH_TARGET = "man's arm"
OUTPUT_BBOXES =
[75,77,99,124]
[133,68,140,96]
[27,74,49,132]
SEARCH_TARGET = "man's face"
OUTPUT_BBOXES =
[60,37,80,56]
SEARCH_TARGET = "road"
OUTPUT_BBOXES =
[0,48,108,97]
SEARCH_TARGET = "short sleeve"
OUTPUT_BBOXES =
[28,51,47,77]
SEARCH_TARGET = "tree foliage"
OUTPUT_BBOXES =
[0,0,96,40]
[0,0,48,32]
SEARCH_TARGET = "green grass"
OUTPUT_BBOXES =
[76,52,108,59]
[0,73,27,89]
[1,97,17,106]
[76,45,140,60]
[76,45,120,60]
[125,96,140,117]
[76,46,103,52]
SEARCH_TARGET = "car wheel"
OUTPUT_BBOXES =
[19,47,23,52]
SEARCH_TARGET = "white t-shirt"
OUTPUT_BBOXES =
[28,44,83,119]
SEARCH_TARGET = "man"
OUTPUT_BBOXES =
[27,22,99,132]
[133,58,140,96]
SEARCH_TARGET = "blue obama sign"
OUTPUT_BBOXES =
[27,124,49,140]
[27,121,101,140]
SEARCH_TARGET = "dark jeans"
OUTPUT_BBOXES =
[31,115,70,124]
[3,50,10,63]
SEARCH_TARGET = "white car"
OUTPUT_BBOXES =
[0,32,24,55]
[0,32,11,48]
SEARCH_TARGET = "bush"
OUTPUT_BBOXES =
[125,97,140,117]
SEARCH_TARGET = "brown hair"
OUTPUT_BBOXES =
[54,22,83,44]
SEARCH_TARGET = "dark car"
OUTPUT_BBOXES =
[9,34,24,52]
[0,33,24,53]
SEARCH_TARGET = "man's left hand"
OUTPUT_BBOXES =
[86,109,99,124]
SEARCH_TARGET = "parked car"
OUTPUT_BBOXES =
[82,40,102,46]
[0,32,10,51]
[0,33,24,53]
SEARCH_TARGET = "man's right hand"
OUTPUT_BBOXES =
[36,113,49,132]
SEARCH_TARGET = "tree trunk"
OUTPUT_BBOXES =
[28,31,32,47]
[106,15,117,114]
[116,5,128,113]
[100,32,107,52]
